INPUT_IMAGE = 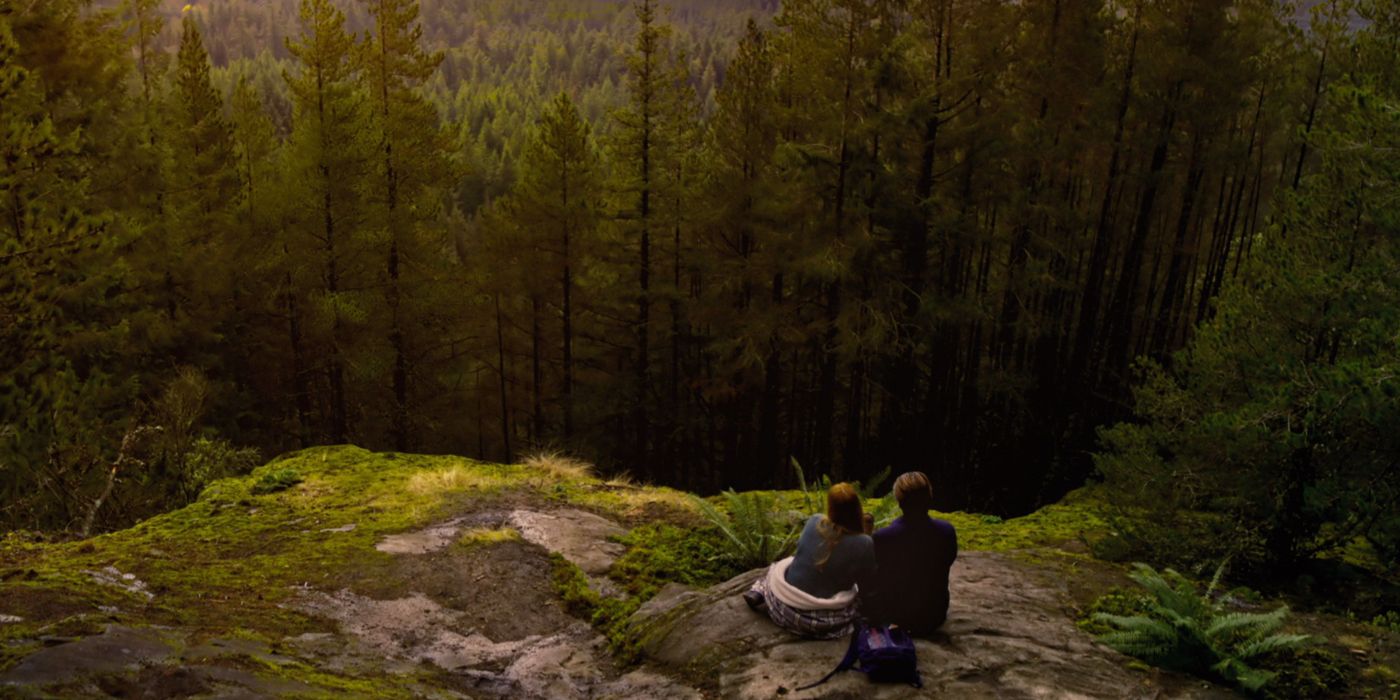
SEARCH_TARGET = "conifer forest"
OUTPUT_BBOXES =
[1,0,1397,580]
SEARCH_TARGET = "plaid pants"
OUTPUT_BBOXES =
[749,573,857,640]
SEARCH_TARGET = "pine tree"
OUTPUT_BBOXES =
[169,15,242,357]
[703,19,789,487]
[358,0,454,451]
[0,9,139,530]
[611,0,670,473]
[284,0,371,444]
[505,92,601,442]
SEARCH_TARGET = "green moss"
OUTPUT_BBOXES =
[550,553,600,618]
[251,468,304,495]
[456,527,520,548]
[608,524,742,599]
[1076,588,1151,637]
[240,654,424,698]
[1261,647,1349,700]
[0,447,532,640]
[946,489,1111,553]
[548,554,647,663]
[548,479,701,527]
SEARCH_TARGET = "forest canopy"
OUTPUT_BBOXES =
[1,0,1396,577]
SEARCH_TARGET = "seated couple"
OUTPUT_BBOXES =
[743,472,957,640]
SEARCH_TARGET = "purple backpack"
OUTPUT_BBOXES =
[797,622,923,691]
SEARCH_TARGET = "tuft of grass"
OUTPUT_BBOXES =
[604,472,638,488]
[521,451,594,481]
[456,527,520,548]
[405,463,500,496]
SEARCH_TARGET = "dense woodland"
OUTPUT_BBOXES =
[2,0,1397,574]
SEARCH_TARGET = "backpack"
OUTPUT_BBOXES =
[796,621,923,691]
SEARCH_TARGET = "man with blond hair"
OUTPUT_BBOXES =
[868,471,958,635]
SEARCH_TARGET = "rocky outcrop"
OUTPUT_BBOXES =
[0,496,1236,698]
[628,551,1238,699]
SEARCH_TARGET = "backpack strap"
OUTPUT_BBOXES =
[794,624,863,692]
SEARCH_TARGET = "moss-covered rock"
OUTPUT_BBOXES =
[3,446,1389,698]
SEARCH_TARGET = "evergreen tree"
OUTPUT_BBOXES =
[701,19,789,488]
[284,0,371,444]
[0,9,138,530]
[610,0,671,474]
[1097,4,1400,571]
[504,92,601,443]
[358,0,454,451]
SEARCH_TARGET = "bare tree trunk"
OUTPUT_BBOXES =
[495,293,513,463]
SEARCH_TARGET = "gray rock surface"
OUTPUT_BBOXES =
[298,510,694,699]
[628,551,1239,699]
[374,516,470,554]
[0,625,179,686]
[507,508,626,575]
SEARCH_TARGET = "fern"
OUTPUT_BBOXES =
[791,458,897,527]
[1095,561,1312,695]
[690,490,799,569]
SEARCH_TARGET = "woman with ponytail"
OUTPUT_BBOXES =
[743,483,877,638]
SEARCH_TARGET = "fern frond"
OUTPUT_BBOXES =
[1205,607,1287,640]
[1212,658,1277,692]
[1204,559,1229,602]
[1232,633,1311,660]
[857,466,891,500]
[692,490,800,568]
[792,457,817,514]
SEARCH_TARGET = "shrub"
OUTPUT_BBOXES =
[183,437,260,495]
[251,468,303,495]
[690,490,798,569]
[1372,610,1400,635]
[1094,563,1311,694]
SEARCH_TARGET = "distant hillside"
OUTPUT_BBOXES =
[118,0,776,64]
[94,0,775,207]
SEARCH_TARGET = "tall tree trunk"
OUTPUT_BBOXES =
[376,5,409,452]
[531,295,543,445]
[1103,82,1181,383]
[562,238,574,441]
[494,293,512,463]
[1071,3,1139,386]
[285,270,312,447]
[1150,129,1207,359]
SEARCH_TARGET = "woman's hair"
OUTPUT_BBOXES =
[815,483,864,569]
[893,472,933,513]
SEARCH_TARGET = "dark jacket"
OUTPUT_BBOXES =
[870,513,958,634]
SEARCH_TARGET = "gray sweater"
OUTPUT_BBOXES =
[783,514,877,599]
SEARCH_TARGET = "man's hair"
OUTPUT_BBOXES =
[893,472,933,512]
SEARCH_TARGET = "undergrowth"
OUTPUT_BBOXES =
[1093,562,1312,694]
